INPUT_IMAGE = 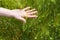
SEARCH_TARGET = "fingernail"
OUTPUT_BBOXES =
[24,20,26,23]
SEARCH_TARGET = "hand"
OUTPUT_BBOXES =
[11,7,38,23]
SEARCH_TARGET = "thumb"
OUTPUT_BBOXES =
[15,16,26,23]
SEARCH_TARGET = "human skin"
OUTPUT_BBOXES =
[0,7,38,23]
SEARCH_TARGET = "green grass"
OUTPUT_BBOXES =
[0,0,60,40]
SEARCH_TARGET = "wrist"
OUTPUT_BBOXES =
[0,8,13,17]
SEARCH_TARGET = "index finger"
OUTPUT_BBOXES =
[23,7,31,11]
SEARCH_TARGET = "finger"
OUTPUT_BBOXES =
[27,15,38,18]
[15,16,26,23]
[28,11,37,15]
[26,8,36,13]
[19,17,26,23]
[23,7,31,11]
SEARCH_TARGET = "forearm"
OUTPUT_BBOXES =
[0,7,13,17]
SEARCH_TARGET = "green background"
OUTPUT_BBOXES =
[0,0,60,40]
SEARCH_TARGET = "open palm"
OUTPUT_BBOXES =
[11,7,38,23]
